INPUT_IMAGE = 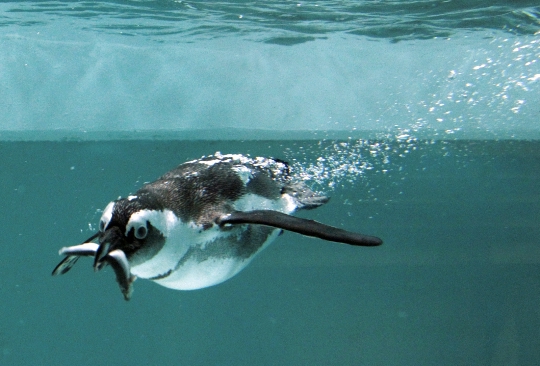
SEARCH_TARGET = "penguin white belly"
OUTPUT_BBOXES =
[153,229,281,290]
[129,222,228,280]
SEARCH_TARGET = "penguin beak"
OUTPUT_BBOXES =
[53,231,135,301]
[94,226,125,271]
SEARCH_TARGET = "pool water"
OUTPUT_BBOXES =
[0,139,538,365]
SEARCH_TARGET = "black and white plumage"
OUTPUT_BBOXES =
[52,153,382,300]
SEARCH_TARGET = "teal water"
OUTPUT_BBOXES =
[1,139,539,365]
[1,0,540,365]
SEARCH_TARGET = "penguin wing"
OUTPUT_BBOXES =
[217,210,382,246]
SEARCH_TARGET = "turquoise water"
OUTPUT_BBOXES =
[1,139,539,365]
[1,1,540,365]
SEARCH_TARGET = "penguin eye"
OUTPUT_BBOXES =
[134,223,148,240]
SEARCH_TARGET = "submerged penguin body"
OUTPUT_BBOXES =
[53,153,382,300]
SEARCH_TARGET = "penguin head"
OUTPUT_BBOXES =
[93,195,167,271]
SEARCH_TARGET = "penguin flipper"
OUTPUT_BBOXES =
[217,210,383,246]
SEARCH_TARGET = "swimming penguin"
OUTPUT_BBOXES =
[52,153,382,300]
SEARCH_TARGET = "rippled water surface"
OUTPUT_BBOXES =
[3,0,540,42]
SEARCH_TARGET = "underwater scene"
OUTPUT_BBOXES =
[1,1,540,365]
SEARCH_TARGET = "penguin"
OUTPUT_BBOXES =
[52,152,382,300]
